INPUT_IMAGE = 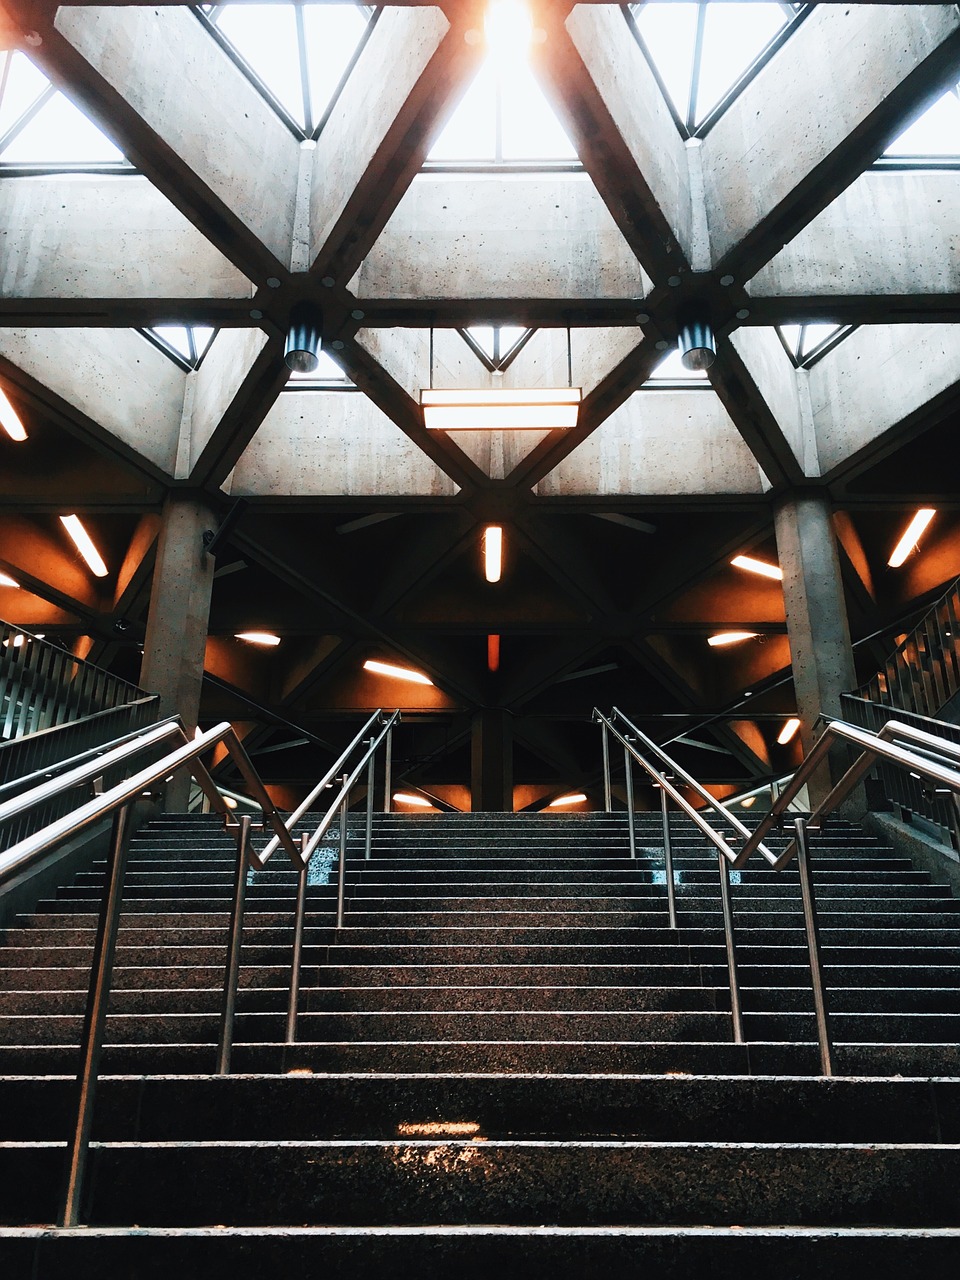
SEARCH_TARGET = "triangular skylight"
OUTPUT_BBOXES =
[628,2,801,136]
[461,325,534,371]
[202,2,372,135]
[883,84,960,159]
[644,348,710,385]
[777,323,855,368]
[427,48,577,165]
[285,348,356,388]
[142,325,217,370]
[0,50,127,167]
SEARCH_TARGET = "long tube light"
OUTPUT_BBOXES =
[364,659,433,686]
[707,631,759,647]
[731,554,783,581]
[484,526,503,583]
[394,792,433,807]
[60,515,108,577]
[235,632,281,647]
[777,717,801,745]
[888,509,936,568]
[549,793,587,807]
[487,633,500,672]
[0,572,18,588]
[0,387,26,441]
[422,388,581,431]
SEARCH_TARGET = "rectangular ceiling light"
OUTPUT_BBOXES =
[0,387,26,441]
[393,792,433,807]
[235,631,281,646]
[364,658,433,686]
[888,508,936,567]
[707,631,759,647]
[548,793,587,806]
[777,717,801,745]
[731,554,783,581]
[421,388,581,431]
[484,526,503,583]
[60,514,108,577]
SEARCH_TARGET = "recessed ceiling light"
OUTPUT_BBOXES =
[888,508,936,568]
[394,792,433,807]
[777,717,801,745]
[707,631,759,647]
[60,515,108,577]
[548,793,587,806]
[0,387,26,441]
[364,659,433,686]
[731,554,783,581]
[484,525,503,583]
[235,631,281,646]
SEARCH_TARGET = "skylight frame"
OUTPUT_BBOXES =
[776,323,859,370]
[458,325,537,373]
[139,325,219,372]
[873,83,960,170]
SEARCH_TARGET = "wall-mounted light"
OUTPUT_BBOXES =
[888,508,936,568]
[235,632,281,647]
[421,388,580,431]
[777,717,801,745]
[0,387,26,442]
[364,658,433,686]
[548,793,587,807]
[60,515,108,577]
[731,554,782,581]
[0,572,18,588]
[394,792,433,807]
[284,303,323,373]
[484,526,503,583]
[707,631,759,647]
[678,316,716,372]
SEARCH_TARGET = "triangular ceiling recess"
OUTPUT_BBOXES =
[0,50,127,166]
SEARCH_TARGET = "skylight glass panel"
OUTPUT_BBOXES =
[468,326,496,360]
[695,3,786,123]
[286,349,355,385]
[0,51,49,137]
[646,348,709,383]
[885,86,960,157]
[462,325,535,370]
[429,63,498,161]
[500,63,577,161]
[798,323,843,359]
[153,326,193,361]
[0,91,124,164]
[777,323,854,367]
[631,2,699,122]
[144,325,219,369]
[302,4,369,127]
[215,3,303,123]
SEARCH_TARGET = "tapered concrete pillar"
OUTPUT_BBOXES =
[774,494,857,808]
[471,709,513,812]
[140,495,217,810]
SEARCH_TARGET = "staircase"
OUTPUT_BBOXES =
[1,810,960,1273]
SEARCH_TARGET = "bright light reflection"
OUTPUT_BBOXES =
[731,554,782,581]
[777,717,801,746]
[707,631,758,647]
[2,90,123,164]
[484,526,503,584]
[60,515,108,578]
[364,659,433,686]
[394,793,433,807]
[888,509,936,568]
[648,349,708,383]
[484,1,533,63]
[0,573,18,588]
[235,631,281,646]
[548,793,587,807]
[0,387,26,441]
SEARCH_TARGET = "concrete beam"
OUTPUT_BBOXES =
[0,512,104,618]
[353,173,650,302]
[534,391,767,497]
[0,327,185,477]
[46,5,301,275]
[702,3,960,276]
[228,392,460,499]
[0,175,250,307]
[719,327,811,485]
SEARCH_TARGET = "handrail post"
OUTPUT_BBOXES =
[659,772,677,930]
[336,775,350,929]
[217,814,251,1074]
[601,721,612,813]
[382,726,393,813]
[285,833,310,1045]
[717,852,745,1045]
[365,737,375,860]
[60,801,134,1227]
[795,817,834,1076]
[624,736,637,860]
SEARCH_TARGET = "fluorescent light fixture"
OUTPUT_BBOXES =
[0,387,26,441]
[707,631,759,647]
[888,508,936,567]
[777,717,801,745]
[60,515,108,578]
[741,796,756,809]
[394,792,433,807]
[223,796,238,810]
[0,572,18,588]
[364,659,433,686]
[548,793,587,807]
[484,0,532,62]
[421,388,580,431]
[235,631,281,646]
[3,633,25,648]
[484,526,503,583]
[731,554,783,581]
[487,633,500,672]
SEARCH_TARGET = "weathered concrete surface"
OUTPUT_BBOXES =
[187,327,270,475]
[0,177,250,300]
[808,323,960,477]
[728,327,815,475]
[564,2,694,271]
[310,5,450,267]
[774,494,856,806]
[749,171,960,300]
[354,174,650,300]
[702,3,960,267]
[357,327,430,400]
[229,393,459,498]
[0,327,184,475]
[533,391,766,497]
[54,5,300,266]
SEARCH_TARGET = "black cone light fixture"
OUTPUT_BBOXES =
[677,308,716,372]
[284,303,323,373]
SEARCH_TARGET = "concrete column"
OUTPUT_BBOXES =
[140,494,217,810]
[471,709,513,812]
[774,494,856,808]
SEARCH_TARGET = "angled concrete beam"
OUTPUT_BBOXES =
[0,327,185,477]
[353,173,650,301]
[549,3,694,277]
[44,5,301,275]
[716,327,809,486]
[534,391,766,498]
[809,323,960,478]
[702,3,960,277]
[0,176,250,310]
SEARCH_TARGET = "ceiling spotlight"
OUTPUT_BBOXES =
[284,303,323,374]
[548,793,587,807]
[235,631,281,646]
[888,508,936,568]
[0,386,26,441]
[394,792,433,807]
[678,316,716,372]
[484,525,503,583]
[60,515,108,577]
[707,631,759,647]
[364,658,433,686]
[778,717,801,745]
[0,572,18,588]
[731,554,783,581]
